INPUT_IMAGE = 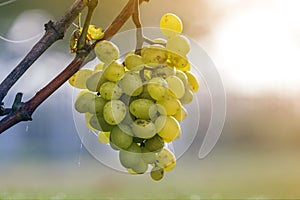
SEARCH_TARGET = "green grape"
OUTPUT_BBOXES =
[180,89,193,105]
[144,134,164,152]
[129,99,155,120]
[156,95,181,116]
[86,70,107,92]
[98,131,110,144]
[168,51,191,71]
[87,25,104,40]
[131,119,157,139]
[103,100,127,125]
[124,54,144,70]
[166,35,190,56]
[93,63,104,71]
[150,166,164,181]
[165,75,185,99]
[160,13,183,37]
[119,143,142,168]
[185,71,199,93]
[141,46,168,64]
[103,60,125,82]
[173,106,188,121]
[69,69,93,89]
[156,148,176,172]
[85,113,97,131]
[138,85,154,100]
[147,77,168,101]
[99,82,123,100]
[175,70,189,86]
[155,116,181,142]
[89,114,102,131]
[131,159,148,174]
[110,126,133,150]
[94,40,119,63]
[152,65,176,79]
[74,91,96,113]
[97,116,115,132]
[93,96,107,116]
[119,72,143,96]
[141,147,157,164]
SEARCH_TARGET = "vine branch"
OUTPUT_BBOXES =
[0,0,148,134]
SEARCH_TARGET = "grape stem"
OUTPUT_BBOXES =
[0,0,149,134]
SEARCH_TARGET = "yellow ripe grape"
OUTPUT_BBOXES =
[103,60,125,82]
[156,95,181,116]
[166,35,190,56]
[155,116,181,142]
[185,71,199,93]
[97,131,110,144]
[141,46,168,64]
[160,13,183,37]
[168,51,191,71]
[68,69,93,89]
[124,54,144,70]
[173,106,188,121]
[156,148,177,171]
[165,75,185,99]
[94,63,105,71]
[87,25,104,40]
[85,112,97,131]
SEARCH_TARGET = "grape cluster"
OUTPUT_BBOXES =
[69,13,199,181]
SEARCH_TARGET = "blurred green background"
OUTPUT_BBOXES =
[1,0,300,199]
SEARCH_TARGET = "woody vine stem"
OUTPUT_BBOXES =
[0,0,149,134]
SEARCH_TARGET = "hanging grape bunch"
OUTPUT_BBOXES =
[69,13,199,181]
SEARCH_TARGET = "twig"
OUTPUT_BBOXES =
[0,0,86,104]
[0,0,148,134]
[132,0,143,55]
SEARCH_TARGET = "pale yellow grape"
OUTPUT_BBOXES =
[141,46,168,64]
[103,100,127,125]
[160,13,183,37]
[175,70,188,86]
[103,60,125,82]
[110,126,133,149]
[119,143,142,168]
[150,166,164,181]
[141,147,157,164]
[97,131,110,144]
[85,112,97,131]
[119,72,143,96]
[131,119,157,139]
[93,63,104,71]
[166,75,185,99]
[124,54,144,70]
[156,95,181,116]
[99,82,123,100]
[131,159,148,174]
[129,99,155,120]
[95,40,119,63]
[69,69,93,89]
[89,115,102,131]
[166,35,190,56]
[168,51,191,71]
[155,116,181,142]
[180,89,193,105]
[173,106,188,121]
[185,71,199,93]
[86,70,107,92]
[88,25,104,40]
[74,91,94,113]
[156,148,176,171]
[147,77,168,101]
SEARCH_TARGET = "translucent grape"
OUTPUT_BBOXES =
[85,112,97,131]
[185,71,199,93]
[156,95,181,116]
[103,60,125,82]
[98,131,110,144]
[144,134,164,152]
[141,147,157,164]
[93,97,107,116]
[129,99,155,120]
[173,106,188,121]
[166,35,190,56]
[74,91,96,113]
[180,89,193,105]
[165,75,185,99]
[95,40,119,63]
[141,46,168,64]
[160,13,183,37]
[155,116,181,142]
[156,148,176,172]
[110,126,133,149]
[119,72,143,96]
[124,54,144,70]
[150,166,164,181]
[147,77,168,101]
[168,51,191,71]
[99,82,123,100]
[175,70,188,86]
[103,100,127,125]
[131,159,148,174]
[119,143,142,168]
[86,70,107,92]
[69,69,93,89]
[131,119,157,139]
